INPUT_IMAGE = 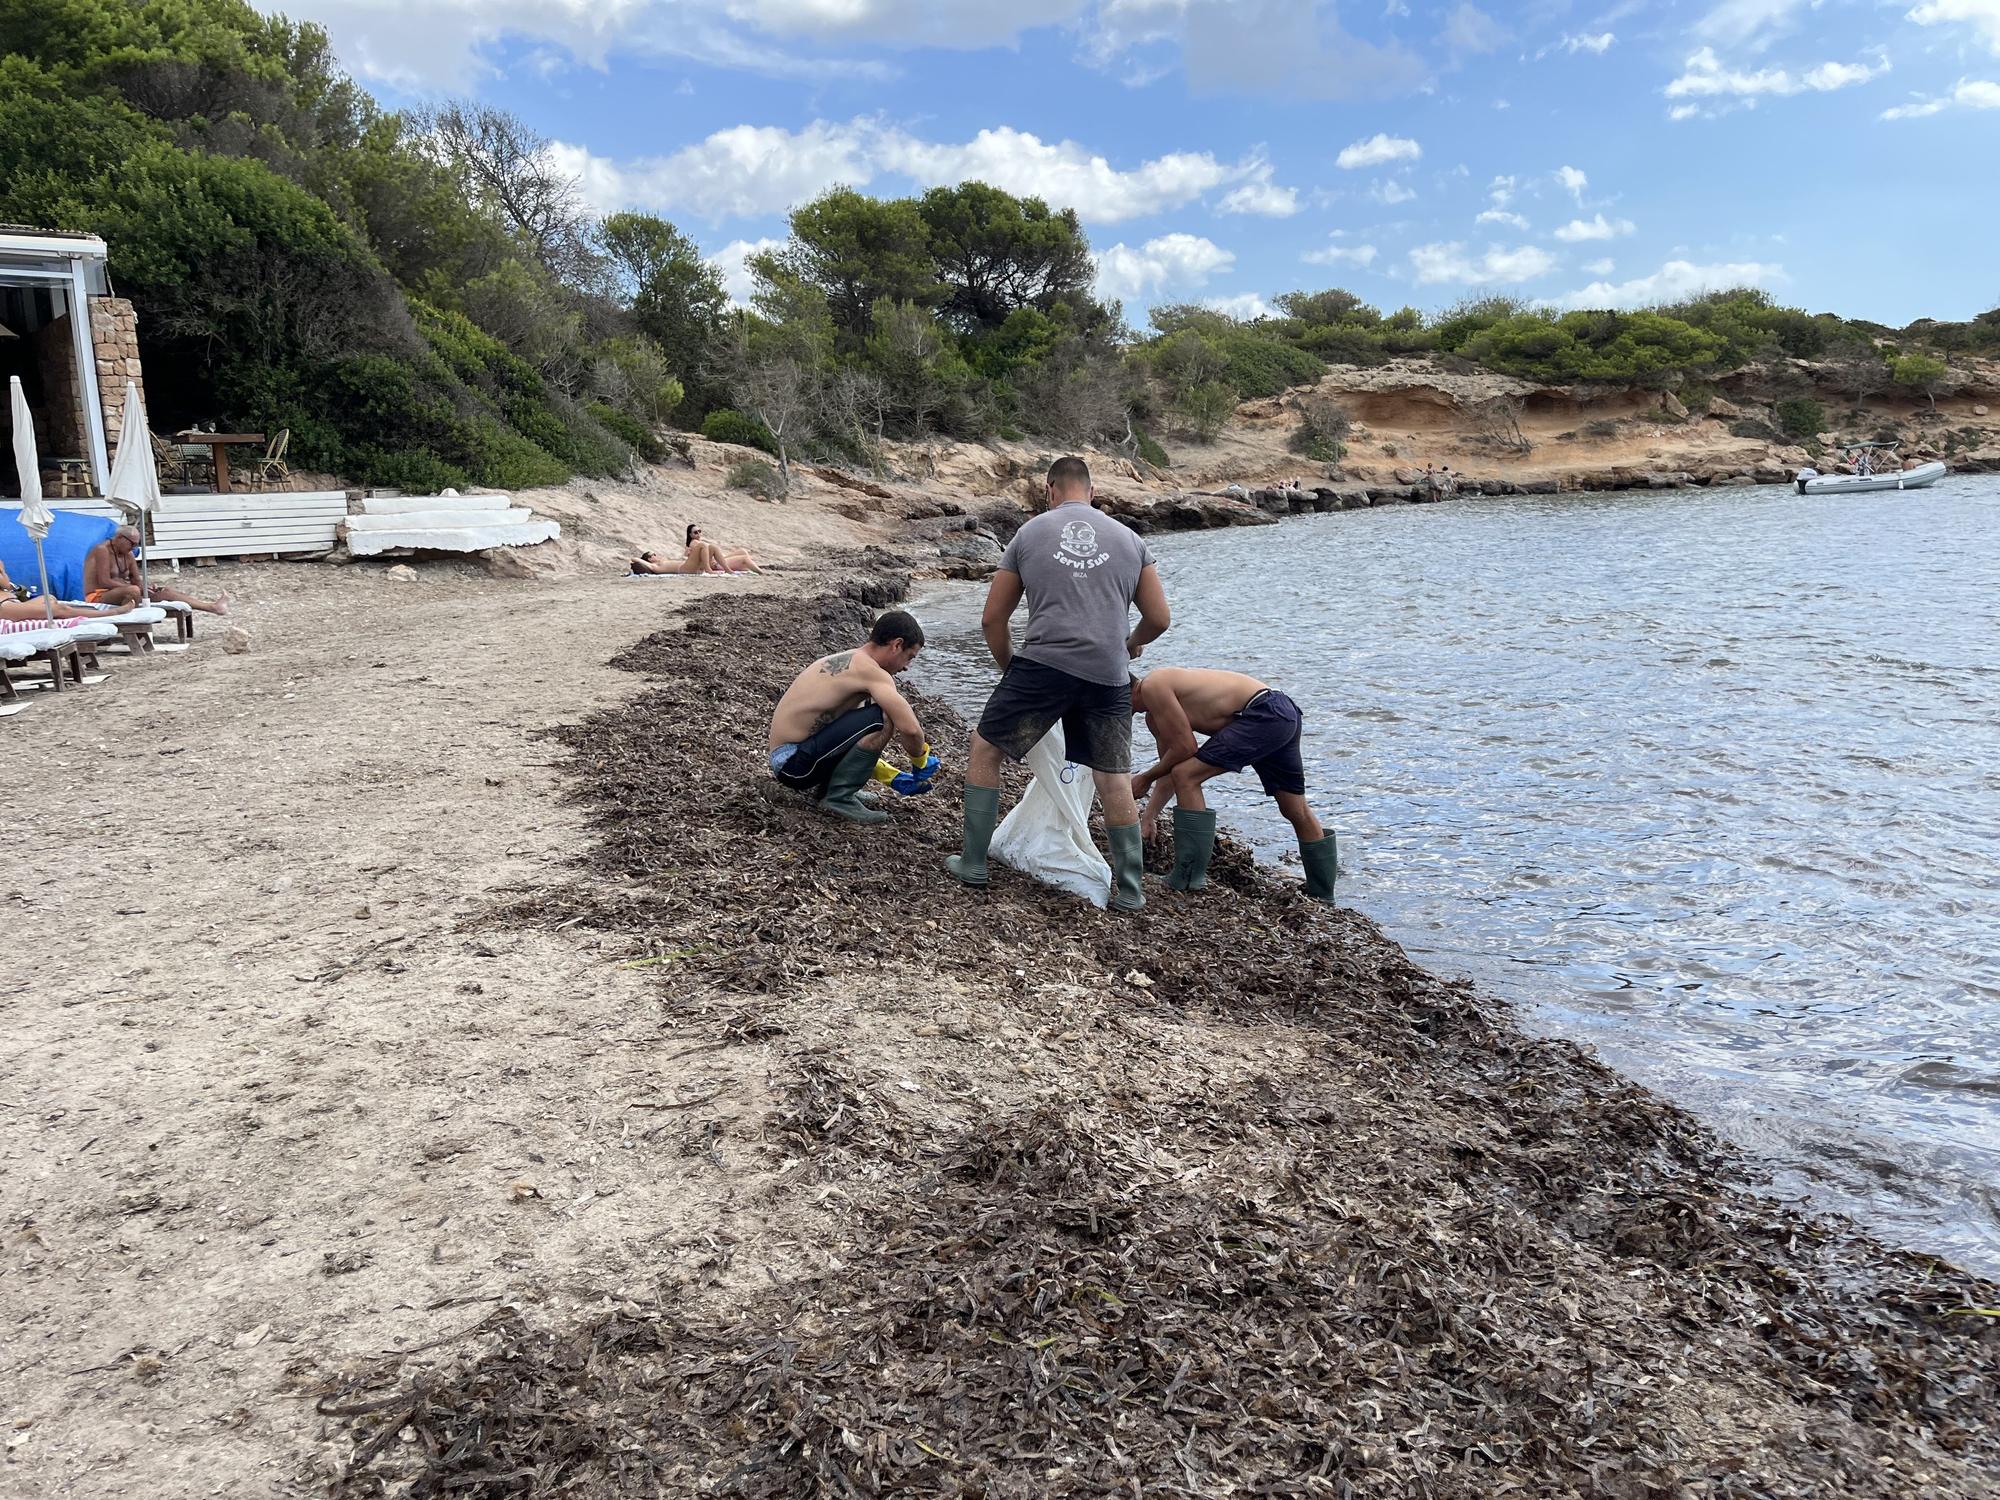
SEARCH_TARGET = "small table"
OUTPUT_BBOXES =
[175,431,266,494]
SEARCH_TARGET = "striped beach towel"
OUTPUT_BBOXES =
[0,616,86,635]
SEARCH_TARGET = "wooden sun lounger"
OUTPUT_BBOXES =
[0,624,114,696]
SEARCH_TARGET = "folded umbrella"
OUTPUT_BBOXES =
[9,376,54,621]
[105,381,161,596]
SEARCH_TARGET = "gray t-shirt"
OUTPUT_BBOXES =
[998,503,1154,686]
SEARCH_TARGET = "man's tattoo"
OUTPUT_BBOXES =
[808,709,837,735]
[820,651,855,676]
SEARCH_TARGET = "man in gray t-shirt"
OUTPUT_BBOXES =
[945,456,1172,911]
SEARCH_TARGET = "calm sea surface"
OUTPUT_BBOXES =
[911,476,2000,1275]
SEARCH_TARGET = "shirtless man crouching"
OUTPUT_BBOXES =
[1131,667,1337,902]
[767,610,938,825]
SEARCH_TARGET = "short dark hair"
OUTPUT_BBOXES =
[871,609,924,649]
[1046,456,1092,495]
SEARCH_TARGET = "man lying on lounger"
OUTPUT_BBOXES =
[1130,666,1337,903]
[766,609,938,824]
[83,529,228,615]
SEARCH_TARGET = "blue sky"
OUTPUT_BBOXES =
[269,0,2000,326]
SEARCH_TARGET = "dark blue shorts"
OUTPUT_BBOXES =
[977,656,1133,773]
[1196,689,1306,796]
[771,704,884,795]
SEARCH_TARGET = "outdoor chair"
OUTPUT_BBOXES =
[247,428,291,491]
[151,431,199,488]
[46,459,90,497]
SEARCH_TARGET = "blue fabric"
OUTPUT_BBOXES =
[0,509,119,601]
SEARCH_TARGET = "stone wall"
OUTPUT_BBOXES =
[29,315,86,460]
[91,296,145,451]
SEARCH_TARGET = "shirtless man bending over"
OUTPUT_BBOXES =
[767,610,938,825]
[1131,667,1337,902]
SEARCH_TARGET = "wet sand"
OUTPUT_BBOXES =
[3,562,1997,1497]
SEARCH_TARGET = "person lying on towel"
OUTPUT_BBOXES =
[1130,666,1337,904]
[766,609,938,824]
[83,529,229,615]
[0,560,121,623]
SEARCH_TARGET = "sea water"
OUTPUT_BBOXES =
[912,476,2000,1275]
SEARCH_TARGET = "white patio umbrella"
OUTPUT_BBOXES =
[105,380,161,596]
[9,375,55,621]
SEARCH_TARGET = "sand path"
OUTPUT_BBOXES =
[0,562,790,1496]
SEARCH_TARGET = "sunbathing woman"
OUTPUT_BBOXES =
[628,525,761,575]
[0,560,123,622]
[684,523,760,573]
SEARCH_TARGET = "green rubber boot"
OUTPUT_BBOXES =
[1167,808,1217,892]
[946,784,999,886]
[819,740,890,825]
[1108,823,1147,912]
[1300,833,1338,903]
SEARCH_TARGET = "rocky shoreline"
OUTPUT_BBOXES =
[317,583,2000,1498]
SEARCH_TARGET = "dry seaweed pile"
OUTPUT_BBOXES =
[326,593,2000,1497]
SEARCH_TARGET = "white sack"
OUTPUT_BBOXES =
[989,725,1110,908]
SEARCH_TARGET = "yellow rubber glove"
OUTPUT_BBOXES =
[872,759,900,785]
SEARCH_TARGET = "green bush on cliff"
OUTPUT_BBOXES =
[701,408,780,455]
[1776,398,1825,441]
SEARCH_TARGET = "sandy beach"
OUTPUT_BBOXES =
[3,530,1996,1498]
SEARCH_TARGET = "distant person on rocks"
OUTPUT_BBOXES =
[946,455,1171,911]
[1130,667,1337,903]
[767,610,936,824]
[82,529,228,614]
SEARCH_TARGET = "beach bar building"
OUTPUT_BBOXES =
[0,226,135,497]
[1,225,356,561]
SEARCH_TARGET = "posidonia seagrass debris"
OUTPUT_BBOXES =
[324,593,2000,1499]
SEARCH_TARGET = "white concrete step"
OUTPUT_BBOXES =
[345,508,532,532]
[345,520,561,557]
[359,493,516,515]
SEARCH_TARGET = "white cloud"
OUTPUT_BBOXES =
[1441,3,1508,59]
[1881,76,2000,117]
[1409,241,1558,285]
[1582,257,1615,275]
[729,0,1086,46]
[1088,0,1428,99]
[1203,291,1275,319]
[547,123,873,221]
[1371,178,1418,204]
[552,119,1272,223]
[880,126,1241,221]
[1216,161,1301,216]
[1563,31,1616,53]
[275,0,897,90]
[1302,242,1381,267]
[1553,258,1785,309]
[1094,233,1235,302]
[704,236,785,306]
[1487,173,1518,207]
[1476,208,1529,228]
[1337,133,1422,169]
[1668,102,1703,120]
[1555,164,1588,202]
[1553,213,1636,242]
[1694,0,1812,50]
[1665,46,1889,102]
[1907,0,2000,57]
